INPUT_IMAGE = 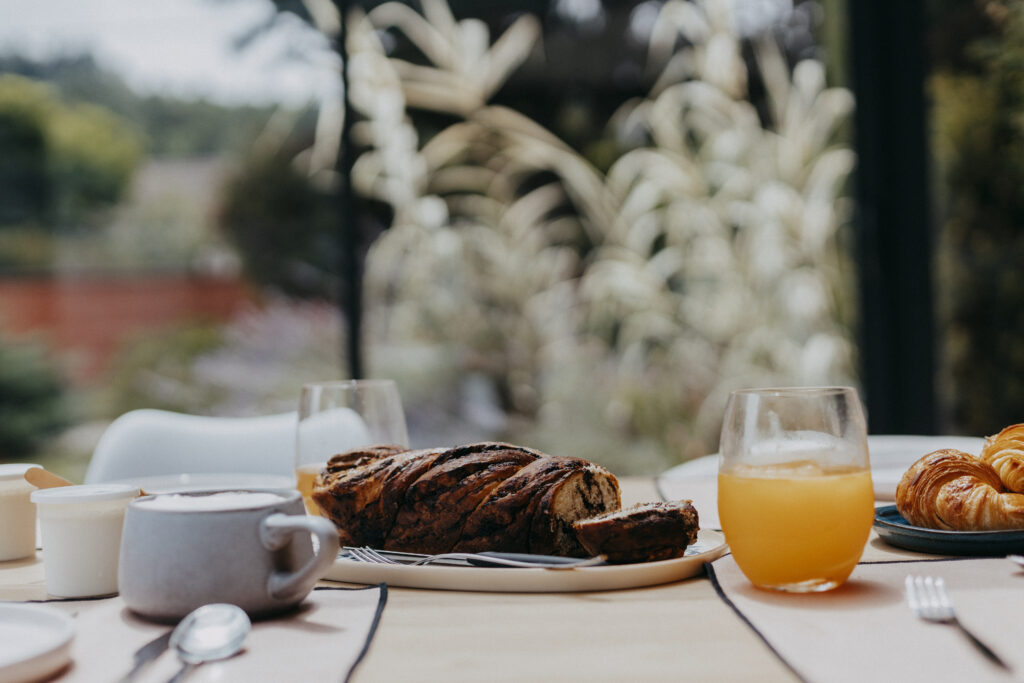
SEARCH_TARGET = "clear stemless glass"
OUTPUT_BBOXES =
[296,379,409,515]
[717,387,874,592]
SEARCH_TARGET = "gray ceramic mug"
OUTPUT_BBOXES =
[118,489,339,620]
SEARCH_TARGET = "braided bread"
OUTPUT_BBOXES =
[573,500,700,563]
[980,424,1024,493]
[313,442,622,556]
[895,449,1024,530]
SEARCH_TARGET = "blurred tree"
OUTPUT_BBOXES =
[0,336,68,460]
[0,55,279,158]
[0,75,142,231]
[217,141,340,299]
[931,0,1024,433]
[0,97,49,225]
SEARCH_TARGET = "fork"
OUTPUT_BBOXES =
[346,546,606,570]
[904,575,1011,670]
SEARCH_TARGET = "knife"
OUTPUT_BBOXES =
[118,629,173,683]
[341,546,604,568]
[468,552,599,567]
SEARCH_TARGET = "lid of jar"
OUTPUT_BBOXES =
[0,463,42,482]
[31,484,140,505]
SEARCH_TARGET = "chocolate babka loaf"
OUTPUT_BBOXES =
[572,500,699,563]
[312,442,622,556]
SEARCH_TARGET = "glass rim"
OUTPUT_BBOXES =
[729,386,857,398]
[300,379,397,390]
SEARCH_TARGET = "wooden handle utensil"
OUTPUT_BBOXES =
[23,467,150,496]
[24,467,73,489]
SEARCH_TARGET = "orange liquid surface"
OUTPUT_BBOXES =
[718,464,874,590]
[296,463,325,516]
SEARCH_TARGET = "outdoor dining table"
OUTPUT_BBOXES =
[1,476,1020,682]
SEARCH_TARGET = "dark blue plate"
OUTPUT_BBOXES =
[874,505,1024,556]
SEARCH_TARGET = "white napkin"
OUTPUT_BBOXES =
[709,555,1021,683]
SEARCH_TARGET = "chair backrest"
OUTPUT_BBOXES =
[84,409,299,483]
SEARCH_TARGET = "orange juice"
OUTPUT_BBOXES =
[296,463,325,516]
[718,462,874,591]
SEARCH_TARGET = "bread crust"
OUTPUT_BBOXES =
[981,424,1024,493]
[384,443,543,553]
[312,446,446,547]
[453,457,580,553]
[573,500,699,563]
[529,463,621,556]
[315,442,622,556]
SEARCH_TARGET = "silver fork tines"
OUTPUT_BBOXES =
[347,546,605,570]
[347,547,390,564]
[905,575,1011,670]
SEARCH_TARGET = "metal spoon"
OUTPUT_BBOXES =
[166,603,251,683]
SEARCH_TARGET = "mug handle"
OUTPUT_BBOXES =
[259,513,340,601]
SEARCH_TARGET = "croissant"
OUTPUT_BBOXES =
[896,449,1024,530]
[980,424,1024,493]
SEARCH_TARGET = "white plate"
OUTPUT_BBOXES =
[863,435,984,500]
[107,473,295,494]
[0,604,75,683]
[323,529,727,592]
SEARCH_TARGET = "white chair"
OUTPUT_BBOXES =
[84,409,299,483]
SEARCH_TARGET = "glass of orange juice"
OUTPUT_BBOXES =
[296,380,409,515]
[717,387,873,592]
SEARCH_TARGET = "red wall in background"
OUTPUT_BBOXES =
[0,274,253,384]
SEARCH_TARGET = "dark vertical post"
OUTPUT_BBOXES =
[848,0,936,433]
[334,0,363,379]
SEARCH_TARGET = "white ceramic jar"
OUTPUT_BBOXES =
[31,484,139,597]
[0,463,41,562]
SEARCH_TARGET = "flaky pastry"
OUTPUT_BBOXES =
[895,448,1024,530]
[980,423,1024,493]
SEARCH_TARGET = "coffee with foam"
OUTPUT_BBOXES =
[137,491,285,511]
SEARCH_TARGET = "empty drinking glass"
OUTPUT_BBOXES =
[296,379,409,515]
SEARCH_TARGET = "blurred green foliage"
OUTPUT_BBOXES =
[931,0,1024,433]
[101,299,345,418]
[103,324,225,417]
[0,336,68,459]
[0,55,280,158]
[0,74,142,232]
